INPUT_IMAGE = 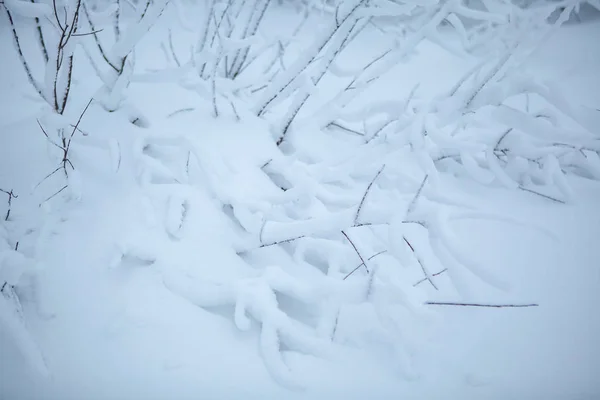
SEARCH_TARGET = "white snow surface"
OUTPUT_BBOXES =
[1,5,600,400]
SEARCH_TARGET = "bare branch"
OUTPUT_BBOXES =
[0,188,18,221]
[406,174,428,216]
[37,120,64,151]
[425,302,539,308]
[167,108,195,118]
[167,29,181,67]
[66,98,94,155]
[404,236,437,290]
[518,186,565,204]
[355,164,385,225]
[52,0,64,32]
[343,250,387,280]
[342,230,369,274]
[259,235,305,248]
[328,121,365,136]
[59,53,74,113]
[34,166,62,189]
[72,28,104,36]
[413,268,447,287]
[30,0,49,62]
[40,184,68,205]
[81,1,119,72]
[5,7,46,100]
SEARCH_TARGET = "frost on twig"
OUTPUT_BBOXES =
[0,189,18,221]
[35,99,94,202]
[425,302,538,308]
[0,226,49,377]
[355,164,385,225]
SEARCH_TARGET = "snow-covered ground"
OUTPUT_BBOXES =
[1,1,599,399]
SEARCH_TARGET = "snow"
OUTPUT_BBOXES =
[1,1,600,399]
[4,0,51,19]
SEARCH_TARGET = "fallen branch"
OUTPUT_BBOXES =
[40,184,68,205]
[0,188,18,221]
[404,236,437,290]
[518,186,565,204]
[425,302,539,308]
[355,164,385,225]
[342,230,369,274]
[259,235,305,248]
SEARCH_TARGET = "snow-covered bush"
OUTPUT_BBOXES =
[2,0,599,391]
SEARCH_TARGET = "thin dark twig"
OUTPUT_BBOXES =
[63,0,82,46]
[66,98,94,154]
[403,236,414,252]
[31,0,49,62]
[52,0,64,31]
[81,1,119,72]
[69,124,89,136]
[0,188,18,221]
[167,108,195,118]
[34,166,62,189]
[355,164,385,225]
[5,7,46,100]
[344,250,387,280]
[425,302,538,308]
[139,0,151,20]
[494,128,513,151]
[37,120,64,151]
[72,28,104,36]
[328,122,365,136]
[59,53,74,113]
[404,236,438,290]
[341,230,369,274]
[167,29,181,67]
[260,159,272,169]
[40,184,68,205]
[413,268,447,286]
[518,186,565,204]
[259,235,305,248]
[407,174,428,216]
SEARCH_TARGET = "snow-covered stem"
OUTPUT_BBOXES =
[406,175,428,217]
[35,98,93,183]
[277,11,362,139]
[341,230,370,274]
[425,302,539,308]
[195,0,217,76]
[255,0,368,117]
[0,189,18,221]
[31,0,49,62]
[81,1,120,72]
[343,250,387,280]
[114,0,121,40]
[84,0,163,111]
[355,164,385,225]
[413,268,447,287]
[4,7,46,100]
[36,0,83,115]
[229,0,271,79]
[404,237,438,290]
